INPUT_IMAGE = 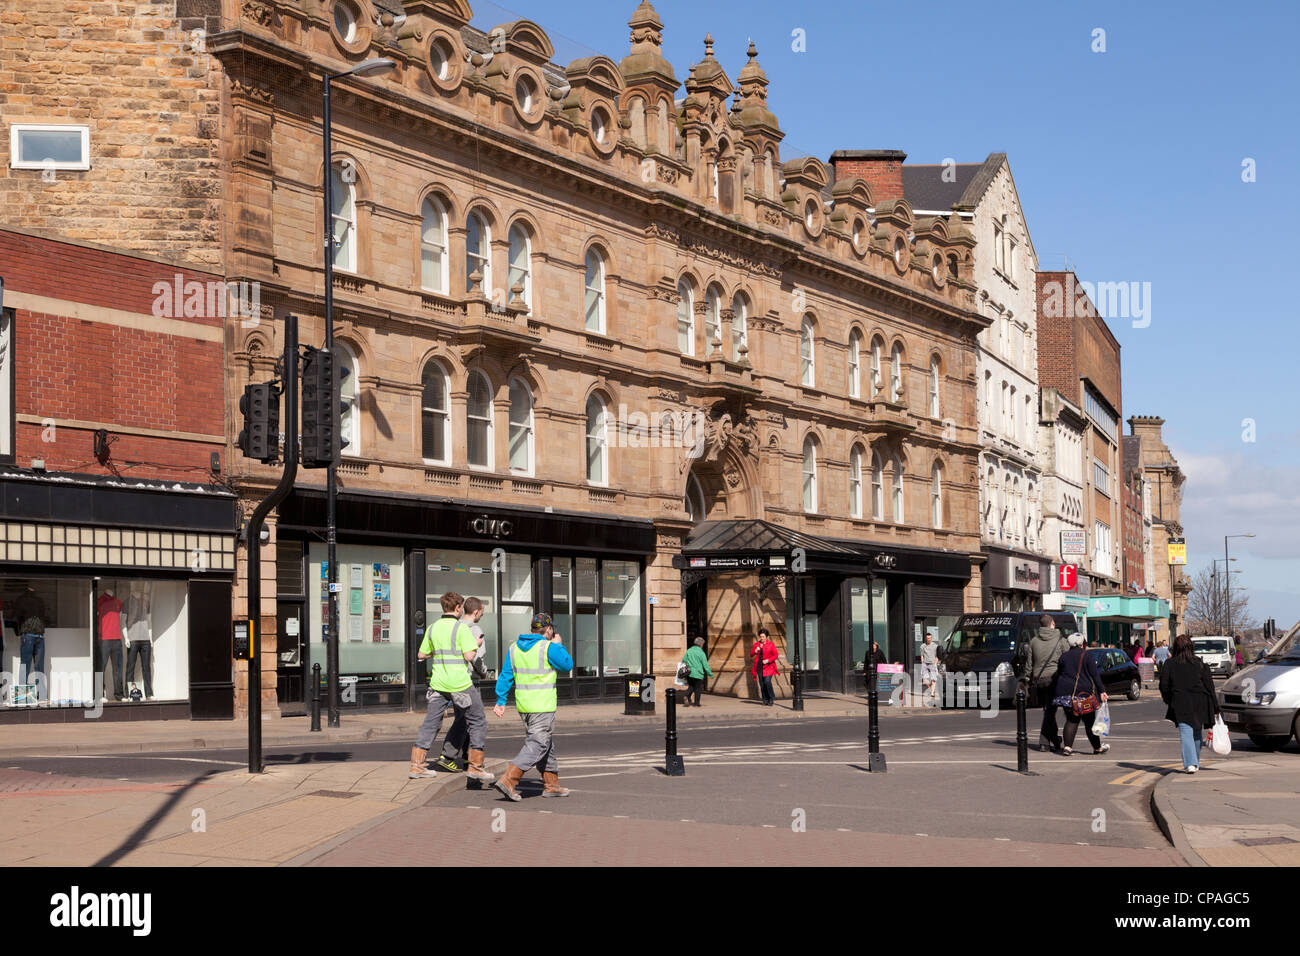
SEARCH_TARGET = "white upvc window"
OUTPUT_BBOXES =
[677,280,694,355]
[333,343,360,457]
[704,287,722,352]
[465,212,491,294]
[330,164,356,272]
[730,294,748,362]
[802,437,818,513]
[892,459,905,523]
[420,361,450,464]
[931,464,943,529]
[9,124,90,170]
[585,395,608,484]
[929,356,940,418]
[507,224,532,310]
[870,337,883,396]
[420,197,448,294]
[871,452,884,520]
[889,344,903,403]
[584,249,606,333]
[849,446,863,519]
[467,371,494,469]
[848,331,861,399]
[508,379,534,475]
[800,318,815,386]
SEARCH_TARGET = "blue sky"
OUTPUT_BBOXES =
[471,0,1300,626]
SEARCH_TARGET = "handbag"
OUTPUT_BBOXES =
[1068,654,1099,716]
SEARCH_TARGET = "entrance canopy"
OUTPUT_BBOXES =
[1086,594,1170,623]
[673,518,971,580]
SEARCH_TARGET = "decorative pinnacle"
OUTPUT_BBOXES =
[704,33,714,57]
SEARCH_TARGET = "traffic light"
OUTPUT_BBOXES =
[301,347,350,468]
[237,382,279,463]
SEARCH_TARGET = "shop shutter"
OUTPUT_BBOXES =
[911,583,964,617]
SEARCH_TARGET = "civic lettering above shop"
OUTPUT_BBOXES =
[467,515,513,538]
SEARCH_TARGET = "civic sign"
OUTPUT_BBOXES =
[1056,564,1077,592]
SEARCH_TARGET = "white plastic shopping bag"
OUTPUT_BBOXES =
[1209,715,1232,756]
[1095,700,1111,737]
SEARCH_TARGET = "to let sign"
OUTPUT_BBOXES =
[1056,564,1077,592]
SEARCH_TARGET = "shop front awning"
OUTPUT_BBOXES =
[1086,595,1170,622]
[674,519,973,580]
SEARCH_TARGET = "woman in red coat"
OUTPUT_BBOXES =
[752,627,780,706]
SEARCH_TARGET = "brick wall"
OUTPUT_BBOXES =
[0,0,224,268]
[2,228,225,482]
[829,150,907,202]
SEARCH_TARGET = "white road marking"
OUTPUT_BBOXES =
[24,754,245,766]
[559,772,625,779]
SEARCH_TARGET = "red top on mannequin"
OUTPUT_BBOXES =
[98,591,123,641]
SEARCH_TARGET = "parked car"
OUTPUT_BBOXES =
[937,611,1080,707]
[1085,647,1142,700]
[1218,622,1300,751]
[1192,636,1237,677]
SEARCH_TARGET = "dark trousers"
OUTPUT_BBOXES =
[758,674,775,705]
[19,634,45,701]
[125,642,153,698]
[1063,709,1102,751]
[98,639,124,699]
[1035,680,1060,747]
[686,676,704,705]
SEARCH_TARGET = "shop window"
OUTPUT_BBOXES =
[848,577,888,671]
[601,560,641,675]
[2,576,189,707]
[783,578,820,672]
[308,545,406,692]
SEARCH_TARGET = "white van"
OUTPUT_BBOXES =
[1218,623,1300,751]
[1192,635,1237,677]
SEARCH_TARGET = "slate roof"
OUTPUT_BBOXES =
[683,519,859,556]
[902,153,1006,212]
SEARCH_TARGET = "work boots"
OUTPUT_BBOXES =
[408,747,438,779]
[542,771,570,798]
[493,764,524,801]
[466,749,496,784]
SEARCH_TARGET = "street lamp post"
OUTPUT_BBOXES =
[1211,558,1235,636]
[1223,533,1255,642]
[322,58,395,727]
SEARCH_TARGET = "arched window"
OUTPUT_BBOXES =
[849,446,863,519]
[872,451,884,520]
[800,318,815,386]
[802,437,818,513]
[507,224,532,310]
[420,196,447,293]
[730,293,748,362]
[685,472,705,524]
[890,343,904,403]
[848,330,862,399]
[420,361,449,463]
[584,249,606,333]
[330,163,356,272]
[929,355,941,418]
[333,342,360,457]
[465,211,491,294]
[466,371,493,469]
[931,463,943,528]
[585,395,608,485]
[870,336,883,397]
[677,279,694,355]
[892,458,904,523]
[508,379,534,475]
[1009,385,1018,442]
[704,287,722,352]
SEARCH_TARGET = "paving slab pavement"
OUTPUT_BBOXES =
[1152,750,1300,867]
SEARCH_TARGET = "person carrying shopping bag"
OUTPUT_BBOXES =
[1051,633,1110,756]
[1158,634,1222,773]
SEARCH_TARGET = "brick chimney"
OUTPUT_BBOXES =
[829,149,907,203]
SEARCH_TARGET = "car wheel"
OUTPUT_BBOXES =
[1247,733,1291,751]
[1126,678,1140,701]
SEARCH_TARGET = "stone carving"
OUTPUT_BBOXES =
[762,208,784,226]
[241,0,275,27]
[683,237,780,278]
[698,409,760,464]
[229,77,274,105]
[644,222,681,243]
[657,164,680,185]
[724,465,742,488]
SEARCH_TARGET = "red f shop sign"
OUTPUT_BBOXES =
[1057,564,1078,592]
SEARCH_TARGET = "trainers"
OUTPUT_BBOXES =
[1093,743,1111,755]
[435,755,465,773]
[1187,766,1198,774]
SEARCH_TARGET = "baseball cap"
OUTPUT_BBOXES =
[531,612,553,633]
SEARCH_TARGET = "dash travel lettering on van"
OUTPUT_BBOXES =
[49,886,151,937]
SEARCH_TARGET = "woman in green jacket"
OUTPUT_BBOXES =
[682,637,713,707]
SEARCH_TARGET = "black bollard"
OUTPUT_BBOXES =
[664,687,685,776]
[310,662,322,732]
[867,644,886,772]
[1016,680,1029,773]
